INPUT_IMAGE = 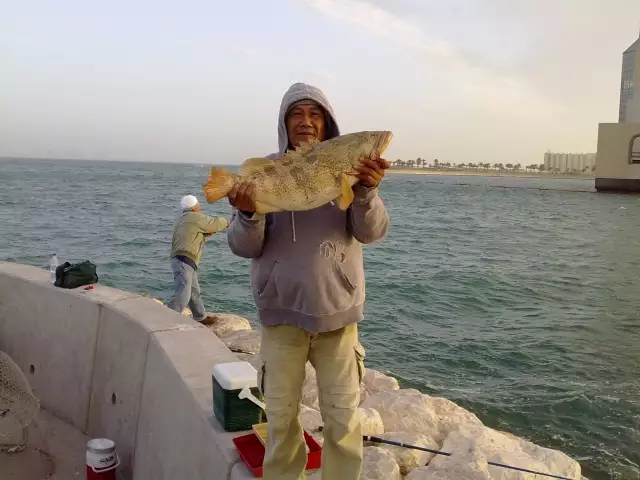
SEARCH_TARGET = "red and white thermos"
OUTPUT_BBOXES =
[86,438,120,480]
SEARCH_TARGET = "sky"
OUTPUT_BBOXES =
[2,0,640,166]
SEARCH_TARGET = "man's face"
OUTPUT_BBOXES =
[193,205,201,212]
[286,103,326,148]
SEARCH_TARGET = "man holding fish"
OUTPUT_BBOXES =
[206,82,390,480]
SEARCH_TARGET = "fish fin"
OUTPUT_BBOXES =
[254,200,282,214]
[239,157,276,177]
[202,167,235,203]
[336,173,355,211]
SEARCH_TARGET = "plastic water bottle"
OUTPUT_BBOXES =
[50,254,58,283]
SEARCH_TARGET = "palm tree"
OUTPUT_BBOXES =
[416,158,423,168]
[538,164,545,172]
[407,159,415,168]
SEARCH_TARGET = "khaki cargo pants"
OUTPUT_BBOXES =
[258,323,365,480]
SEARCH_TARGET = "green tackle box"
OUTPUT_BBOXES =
[212,361,264,432]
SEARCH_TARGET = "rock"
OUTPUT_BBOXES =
[206,313,252,337]
[234,352,261,370]
[302,362,319,410]
[360,389,482,444]
[361,446,401,480]
[363,369,399,395]
[219,329,261,354]
[376,431,438,476]
[360,369,399,406]
[360,408,384,437]
[404,451,492,480]
[300,405,323,434]
[422,423,581,480]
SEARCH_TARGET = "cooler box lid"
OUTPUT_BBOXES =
[212,361,258,390]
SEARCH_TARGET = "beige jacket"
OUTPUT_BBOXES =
[171,211,228,266]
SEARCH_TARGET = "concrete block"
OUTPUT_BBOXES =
[230,462,322,479]
[230,461,255,480]
[88,297,196,479]
[133,327,241,480]
[0,267,99,431]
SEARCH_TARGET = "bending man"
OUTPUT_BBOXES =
[168,194,228,324]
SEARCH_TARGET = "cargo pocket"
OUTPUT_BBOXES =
[354,343,366,385]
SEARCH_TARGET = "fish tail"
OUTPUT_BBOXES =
[203,167,235,203]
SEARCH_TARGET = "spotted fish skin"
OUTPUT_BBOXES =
[203,130,393,214]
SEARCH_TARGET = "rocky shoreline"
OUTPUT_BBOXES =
[203,313,584,480]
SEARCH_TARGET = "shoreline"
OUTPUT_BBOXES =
[387,169,594,180]
[204,312,585,480]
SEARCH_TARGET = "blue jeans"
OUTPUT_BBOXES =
[167,257,206,321]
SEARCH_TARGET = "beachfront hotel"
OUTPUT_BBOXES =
[543,152,596,173]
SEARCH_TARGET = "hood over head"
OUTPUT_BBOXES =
[277,82,340,156]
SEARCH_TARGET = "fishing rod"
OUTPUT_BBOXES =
[316,427,574,480]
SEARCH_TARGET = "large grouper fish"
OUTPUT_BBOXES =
[202,130,393,214]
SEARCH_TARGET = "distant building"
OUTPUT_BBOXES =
[619,34,640,123]
[595,31,640,192]
[544,152,596,173]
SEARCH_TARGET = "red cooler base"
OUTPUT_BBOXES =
[233,431,322,478]
[86,465,117,480]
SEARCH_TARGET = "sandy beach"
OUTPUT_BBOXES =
[387,168,594,180]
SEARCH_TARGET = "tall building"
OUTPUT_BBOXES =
[619,33,640,123]
[595,31,640,193]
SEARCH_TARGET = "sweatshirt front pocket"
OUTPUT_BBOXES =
[257,260,358,316]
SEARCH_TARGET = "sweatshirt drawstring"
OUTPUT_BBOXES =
[291,211,297,242]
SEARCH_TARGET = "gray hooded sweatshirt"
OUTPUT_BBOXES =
[227,82,389,333]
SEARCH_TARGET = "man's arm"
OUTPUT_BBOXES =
[347,157,390,244]
[227,208,266,258]
[226,182,266,258]
[197,213,229,234]
[348,185,389,244]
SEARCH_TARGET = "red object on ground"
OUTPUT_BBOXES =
[86,465,116,480]
[84,285,94,290]
[232,431,321,478]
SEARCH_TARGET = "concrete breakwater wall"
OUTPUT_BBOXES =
[0,262,583,479]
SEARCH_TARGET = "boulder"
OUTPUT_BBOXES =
[205,313,252,337]
[360,408,384,437]
[404,452,492,480]
[361,446,401,480]
[363,369,399,395]
[360,389,482,444]
[219,330,261,354]
[377,431,439,476]
[234,352,261,370]
[422,423,581,480]
[300,405,323,433]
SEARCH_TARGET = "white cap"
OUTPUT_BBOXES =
[180,195,199,211]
